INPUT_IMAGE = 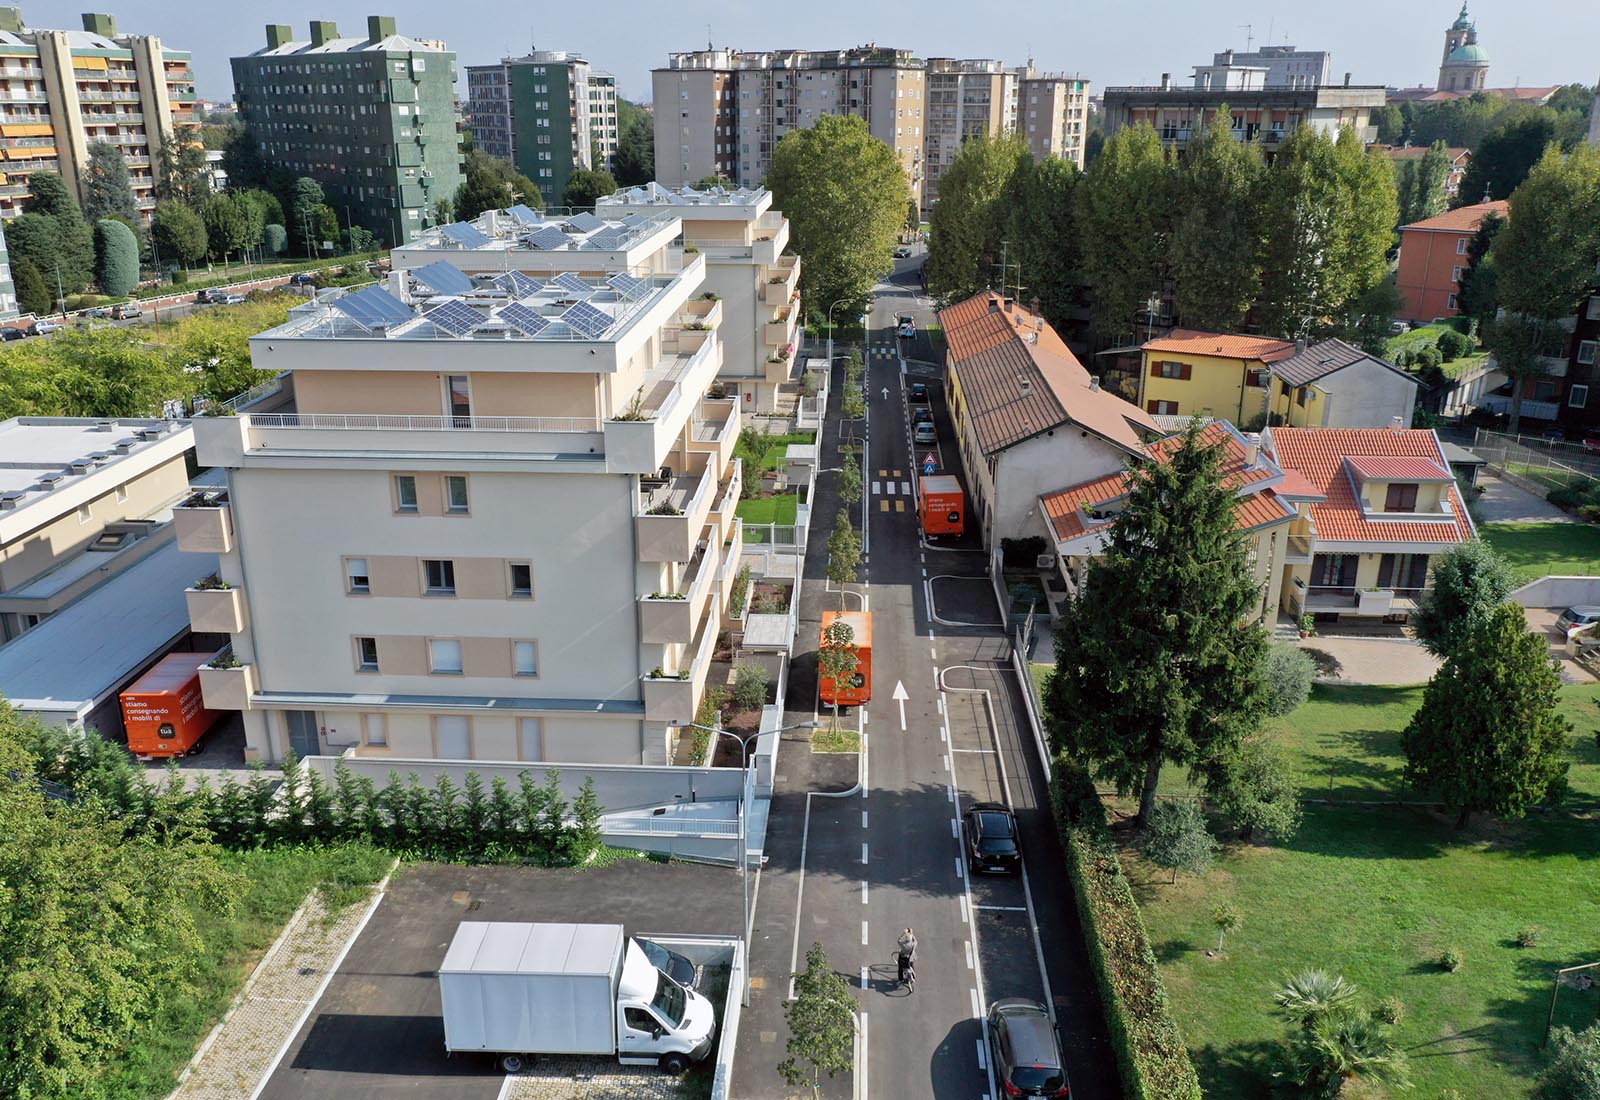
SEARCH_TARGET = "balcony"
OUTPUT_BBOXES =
[639,529,721,643]
[186,580,248,634]
[196,413,605,470]
[764,309,797,349]
[765,340,799,385]
[173,490,234,553]
[603,329,723,475]
[682,295,723,330]
[199,657,256,711]
[688,398,740,478]
[1537,355,1569,379]
[708,458,744,543]
[641,601,719,724]
[752,212,789,266]
[1301,586,1427,615]
[637,463,717,563]
[763,255,800,305]
[1284,535,1313,565]
[718,520,745,608]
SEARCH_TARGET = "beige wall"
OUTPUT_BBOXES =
[292,370,604,421]
[277,707,646,764]
[0,455,190,592]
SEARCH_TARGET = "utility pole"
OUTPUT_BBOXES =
[1238,24,1253,50]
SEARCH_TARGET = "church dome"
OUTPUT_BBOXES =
[1451,3,1473,29]
[1446,42,1489,63]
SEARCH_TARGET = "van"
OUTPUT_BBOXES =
[914,421,937,445]
[819,610,872,707]
[919,475,964,538]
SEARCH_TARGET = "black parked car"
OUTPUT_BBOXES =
[909,381,928,402]
[0,326,25,341]
[633,936,698,990]
[987,998,1070,1097]
[964,801,1020,874]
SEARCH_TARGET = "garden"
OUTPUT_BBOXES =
[1387,319,1489,380]
[1481,521,1600,582]
[1123,682,1600,1100]
[733,424,816,533]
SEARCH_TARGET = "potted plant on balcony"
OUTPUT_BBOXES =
[1299,614,1316,639]
[611,389,652,422]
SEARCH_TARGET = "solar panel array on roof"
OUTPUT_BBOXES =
[495,271,544,297]
[499,301,552,337]
[564,211,602,232]
[586,227,627,251]
[560,300,613,339]
[425,299,484,337]
[506,204,542,225]
[549,272,595,298]
[331,286,414,330]
[525,226,570,250]
[608,272,649,299]
[440,222,490,248]
[412,260,475,296]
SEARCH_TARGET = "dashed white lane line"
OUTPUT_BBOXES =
[861,966,869,990]
[965,940,975,969]
[949,818,959,838]
[976,1039,987,1069]
[953,748,996,754]
[954,856,963,876]
[861,842,869,865]
[960,895,970,923]
[972,904,1030,912]
[861,881,868,905]
[969,988,982,1017]
[861,920,869,946]
[861,811,869,829]
[937,696,945,713]
[946,783,954,800]
[943,753,951,772]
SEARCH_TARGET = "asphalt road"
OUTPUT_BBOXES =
[735,251,1115,1100]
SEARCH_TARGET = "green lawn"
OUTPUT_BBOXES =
[1482,521,1600,583]
[1132,684,1600,1100]
[1387,321,1490,380]
[737,493,799,526]
[104,843,391,1100]
[738,430,818,474]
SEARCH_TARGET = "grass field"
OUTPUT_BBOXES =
[1481,521,1600,582]
[1131,684,1600,1100]
[105,843,391,1100]
[738,429,817,474]
[737,493,799,526]
[1387,321,1489,380]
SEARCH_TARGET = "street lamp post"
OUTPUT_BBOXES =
[826,297,870,368]
[685,717,819,1006]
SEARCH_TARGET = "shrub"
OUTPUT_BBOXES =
[1440,947,1464,972]
[1143,799,1218,884]
[1437,328,1474,361]
[93,217,139,296]
[263,223,287,255]
[1416,346,1443,370]
[729,565,752,617]
[1205,735,1303,842]
[1516,925,1543,948]
[1263,644,1316,716]
[170,268,189,285]
[1538,1024,1600,1100]
[732,662,771,711]
[1050,768,1204,1100]
[1374,996,1405,1026]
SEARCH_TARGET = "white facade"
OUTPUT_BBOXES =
[1209,46,1332,89]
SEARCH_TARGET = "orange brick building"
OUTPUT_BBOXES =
[1395,200,1508,322]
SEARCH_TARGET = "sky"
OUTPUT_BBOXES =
[85,0,1598,104]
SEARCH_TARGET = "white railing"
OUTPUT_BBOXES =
[249,412,601,432]
[220,373,286,413]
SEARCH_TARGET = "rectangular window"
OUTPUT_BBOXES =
[423,559,456,595]
[362,713,387,747]
[513,640,538,676]
[1384,483,1419,512]
[1245,368,1267,388]
[445,475,469,513]
[1297,387,1310,407]
[345,556,370,594]
[1569,384,1589,409]
[429,638,463,674]
[1578,341,1597,367]
[1455,237,1468,255]
[1452,266,1464,284]
[394,474,418,513]
[509,561,533,598]
[446,375,471,421]
[78,503,92,524]
[1447,293,1459,310]
[1146,399,1179,415]
[115,484,128,503]
[355,636,379,671]
[1536,380,1560,401]
[435,715,471,758]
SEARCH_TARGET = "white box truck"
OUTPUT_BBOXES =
[438,921,717,1075]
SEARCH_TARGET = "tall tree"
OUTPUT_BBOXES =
[1332,128,1399,309]
[218,126,268,191]
[1486,144,1600,431]
[93,218,139,297]
[18,173,94,295]
[1455,209,1505,328]
[561,168,617,212]
[1044,422,1270,827]
[1403,602,1571,827]
[1394,141,1451,226]
[925,132,1029,302]
[1171,110,1264,331]
[766,114,908,317]
[200,192,250,262]
[287,176,325,257]
[153,135,209,206]
[778,942,855,1096]
[1004,156,1081,335]
[1456,113,1557,205]
[80,142,138,224]
[11,256,50,316]
[452,147,542,223]
[150,200,207,269]
[1410,541,1515,660]
[1075,122,1172,341]
[611,99,655,186]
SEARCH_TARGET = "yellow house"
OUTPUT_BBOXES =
[1136,329,1297,423]
[1263,339,1420,429]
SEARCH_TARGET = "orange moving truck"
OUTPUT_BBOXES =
[819,610,873,707]
[919,475,965,538]
[120,652,220,758]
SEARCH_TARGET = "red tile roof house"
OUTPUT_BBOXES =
[1263,425,1475,623]
[1395,200,1509,323]
[940,292,1161,549]
[1033,420,1298,623]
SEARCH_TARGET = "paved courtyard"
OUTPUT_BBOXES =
[1476,471,1574,524]
[1295,635,1440,686]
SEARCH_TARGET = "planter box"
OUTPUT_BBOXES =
[1357,589,1395,615]
[173,500,234,553]
[185,585,248,634]
[642,674,695,724]
[199,663,255,711]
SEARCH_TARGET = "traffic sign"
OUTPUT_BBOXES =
[922,453,937,474]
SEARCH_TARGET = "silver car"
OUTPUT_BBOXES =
[1556,606,1600,635]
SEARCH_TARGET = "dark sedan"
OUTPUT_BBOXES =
[964,801,1020,874]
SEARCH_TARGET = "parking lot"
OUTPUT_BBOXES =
[257,860,741,1100]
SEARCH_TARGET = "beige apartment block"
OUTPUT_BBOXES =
[183,207,742,768]
[1017,72,1090,169]
[599,182,800,412]
[0,417,191,641]
[0,9,196,222]
[923,59,1016,207]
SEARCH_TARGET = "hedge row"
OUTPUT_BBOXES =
[1050,765,1204,1100]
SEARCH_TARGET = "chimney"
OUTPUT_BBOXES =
[1160,72,1172,91]
[1019,378,1034,398]
[367,15,397,43]
[1089,377,1101,392]
[1388,416,1405,432]
[81,12,116,36]
[1244,442,1260,467]
[1223,49,1234,65]
[309,20,339,48]
[1003,296,1015,310]
[265,24,293,49]
[0,9,21,35]
[988,297,1001,314]
[1295,337,1307,355]
[1344,72,1352,87]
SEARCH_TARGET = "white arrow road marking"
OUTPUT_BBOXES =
[892,680,909,731]
[881,386,890,399]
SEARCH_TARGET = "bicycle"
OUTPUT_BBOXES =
[897,952,917,992]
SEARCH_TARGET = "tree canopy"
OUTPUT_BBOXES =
[1075,123,1171,341]
[925,132,1030,302]
[17,173,95,296]
[1044,421,1270,826]
[561,168,617,212]
[452,147,543,223]
[150,201,207,268]
[80,142,139,224]
[93,218,139,297]
[1170,110,1264,332]
[1394,141,1451,227]
[611,99,655,186]
[766,114,908,316]
[1457,113,1558,205]
[1402,602,1571,827]
[1410,541,1515,660]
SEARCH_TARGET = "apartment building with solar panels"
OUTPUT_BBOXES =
[231,16,464,247]
[183,204,744,767]
[465,51,618,208]
[0,8,196,223]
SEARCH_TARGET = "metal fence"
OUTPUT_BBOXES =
[1472,428,1600,490]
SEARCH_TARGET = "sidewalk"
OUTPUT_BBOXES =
[167,876,389,1100]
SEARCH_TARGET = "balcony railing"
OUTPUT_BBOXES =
[249,412,600,432]
[1303,586,1429,614]
[1285,535,1313,564]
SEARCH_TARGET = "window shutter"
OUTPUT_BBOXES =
[1150,359,1161,377]
[1180,363,1192,380]
[1377,554,1395,588]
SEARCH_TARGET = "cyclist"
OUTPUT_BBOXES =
[896,928,918,989]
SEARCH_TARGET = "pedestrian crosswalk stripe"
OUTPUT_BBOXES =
[879,500,889,512]
[871,481,881,494]
[886,482,896,495]
[895,500,906,512]
[901,481,911,494]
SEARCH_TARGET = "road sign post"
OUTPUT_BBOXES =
[923,453,937,475]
